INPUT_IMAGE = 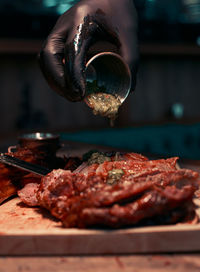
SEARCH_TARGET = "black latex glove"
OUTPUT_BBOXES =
[39,0,139,102]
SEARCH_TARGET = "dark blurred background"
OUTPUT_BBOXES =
[0,0,200,158]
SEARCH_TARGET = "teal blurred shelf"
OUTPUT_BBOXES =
[60,122,200,160]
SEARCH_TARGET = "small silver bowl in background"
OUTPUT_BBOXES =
[84,52,131,107]
[18,132,60,154]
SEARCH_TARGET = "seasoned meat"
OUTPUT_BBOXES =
[37,170,105,212]
[34,157,199,228]
[73,186,195,228]
[74,152,149,174]
[77,157,179,176]
[80,169,199,207]
[15,151,200,229]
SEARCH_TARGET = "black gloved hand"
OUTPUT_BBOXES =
[39,0,139,102]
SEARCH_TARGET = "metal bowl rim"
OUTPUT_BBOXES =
[18,132,60,141]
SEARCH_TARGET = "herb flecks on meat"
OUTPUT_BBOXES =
[88,152,111,165]
[107,169,125,185]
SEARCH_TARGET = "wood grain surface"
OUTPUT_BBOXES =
[1,254,200,272]
[0,197,200,256]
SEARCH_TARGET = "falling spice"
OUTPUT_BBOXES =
[86,92,122,126]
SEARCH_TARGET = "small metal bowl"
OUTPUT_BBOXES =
[18,132,60,154]
[84,52,132,107]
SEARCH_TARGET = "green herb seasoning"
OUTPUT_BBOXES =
[107,168,124,185]
[87,152,111,165]
[86,92,121,126]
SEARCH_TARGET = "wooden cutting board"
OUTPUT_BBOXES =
[1,142,200,256]
[0,197,200,256]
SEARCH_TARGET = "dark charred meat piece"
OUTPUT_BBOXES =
[0,178,17,204]
[0,149,41,204]
[75,186,196,228]
[10,147,65,170]
[0,146,66,205]
[34,162,199,228]
[83,169,199,207]
[56,171,197,228]
[15,152,200,228]
[37,170,106,213]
